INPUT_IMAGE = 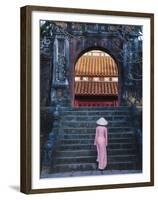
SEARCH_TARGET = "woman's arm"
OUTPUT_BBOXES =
[94,127,98,145]
[105,128,108,146]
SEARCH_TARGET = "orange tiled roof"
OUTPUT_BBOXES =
[75,81,118,96]
[75,55,118,77]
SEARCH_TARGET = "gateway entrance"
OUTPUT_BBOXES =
[74,50,119,107]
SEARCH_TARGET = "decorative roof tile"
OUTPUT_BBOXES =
[75,81,118,96]
[75,55,118,77]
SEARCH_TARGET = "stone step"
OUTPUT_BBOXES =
[58,143,136,151]
[60,106,131,111]
[61,121,131,128]
[55,148,136,157]
[60,110,130,118]
[53,155,137,165]
[43,105,141,174]
[51,161,138,173]
[41,169,142,178]
[59,138,136,145]
[53,119,132,128]
[61,132,135,139]
[59,127,133,134]
[62,115,131,121]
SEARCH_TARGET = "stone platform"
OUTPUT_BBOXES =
[41,169,142,178]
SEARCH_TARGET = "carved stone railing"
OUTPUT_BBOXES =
[130,104,142,169]
[40,106,61,174]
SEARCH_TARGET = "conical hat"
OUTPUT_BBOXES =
[96,117,108,126]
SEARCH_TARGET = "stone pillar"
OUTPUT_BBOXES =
[122,42,129,105]
[51,34,70,107]
[122,36,142,106]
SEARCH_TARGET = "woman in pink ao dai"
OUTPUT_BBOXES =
[94,117,108,170]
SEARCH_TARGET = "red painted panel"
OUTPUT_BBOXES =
[74,100,118,107]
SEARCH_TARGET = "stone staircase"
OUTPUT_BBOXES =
[50,106,140,173]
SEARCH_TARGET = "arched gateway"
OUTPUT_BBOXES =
[40,21,142,109]
[74,50,119,107]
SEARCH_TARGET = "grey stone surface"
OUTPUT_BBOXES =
[41,169,142,178]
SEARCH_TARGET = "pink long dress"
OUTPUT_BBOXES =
[94,126,108,170]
